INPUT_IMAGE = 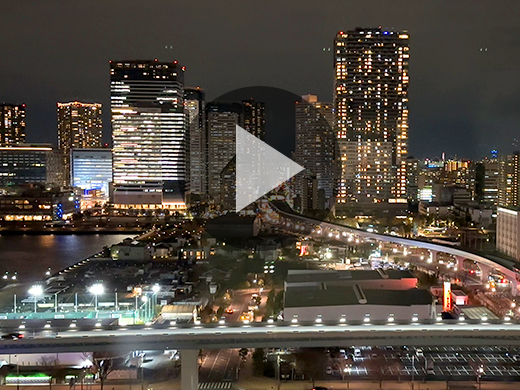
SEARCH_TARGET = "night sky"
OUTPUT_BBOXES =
[1,0,519,159]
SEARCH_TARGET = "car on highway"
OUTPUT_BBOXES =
[325,366,332,375]
[1,333,23,340]
[225,308,234,314]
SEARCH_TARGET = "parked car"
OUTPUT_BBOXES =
[0,333,23,340]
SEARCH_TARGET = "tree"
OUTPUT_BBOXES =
[239,348,249,360]
[88,351,128,390]
[0,364,13,385]
[264,289,277,318]
[273,291,284,315]
[252,348,265,376]
[295,348,327,387]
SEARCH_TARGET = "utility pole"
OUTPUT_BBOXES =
[411,354,415,390]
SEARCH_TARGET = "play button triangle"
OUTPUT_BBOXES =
[235,125,305,211]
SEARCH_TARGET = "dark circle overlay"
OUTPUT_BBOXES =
[199,86,339,244]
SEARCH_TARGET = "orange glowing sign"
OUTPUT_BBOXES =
[443,281,452,312]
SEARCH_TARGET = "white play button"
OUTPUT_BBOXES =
[235,125,305,211]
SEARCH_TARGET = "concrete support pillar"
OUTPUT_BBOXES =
[478,263,492,282]
[455,256,465,271]
[181,349,199,390]
[511,278,518,297]
[430,250,438,263]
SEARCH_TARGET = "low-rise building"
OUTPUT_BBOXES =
[453,202,494,228]
[419,202,452,219]
[110,240,152,261]
[496,206,520,260]
[284,269,417,291]
[205,213,261,239]
[283,285,435,322]
[0,187,79,221]
[159,304,197,323]
[153,242,174,259]
[180,246,209,261]
[257,243,279,261]
[452,289,468,306]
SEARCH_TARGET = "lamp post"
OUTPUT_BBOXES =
[15,354,19,390]
[88,283,104,312]
[28,285,43,314]
[152,284,160,319]
[141,295,148,322]
[477,365,484,390]
[411,354,415,390]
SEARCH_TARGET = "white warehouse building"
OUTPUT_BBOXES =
[283,284,435,322]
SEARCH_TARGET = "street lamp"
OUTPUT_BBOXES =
[28,285,43,314]
[151,284,160,319]
[477,365,484,389]
[88,283,104,311]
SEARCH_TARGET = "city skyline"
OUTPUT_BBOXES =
[2,3,520,389]
[1,1,519,159]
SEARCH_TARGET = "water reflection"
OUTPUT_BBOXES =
[0,234,130,282]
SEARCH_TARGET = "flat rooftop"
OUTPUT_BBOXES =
[459,306,499,320]
[286,269,416,284]
[284,285,433,308]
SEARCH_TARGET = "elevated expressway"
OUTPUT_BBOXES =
[2,320,520,354]
[266,202,520,293]
[3,320,520,389]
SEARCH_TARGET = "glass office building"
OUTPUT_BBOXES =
[110,60,187,209]
[0,144,63,186]
[71,148,112,200]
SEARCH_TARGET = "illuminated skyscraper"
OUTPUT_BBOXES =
[499,152,520,207]
[482,157,500,205]
[205,100,265,206]
[334,27,410,203]
[242,99,265,141]
[110,60,187,210]
[294,94,336,207]
[0,104,26,146]
[206,102,243,201]
[184,87,206,196]
[57,101,102,184]
[405,157,419,202]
